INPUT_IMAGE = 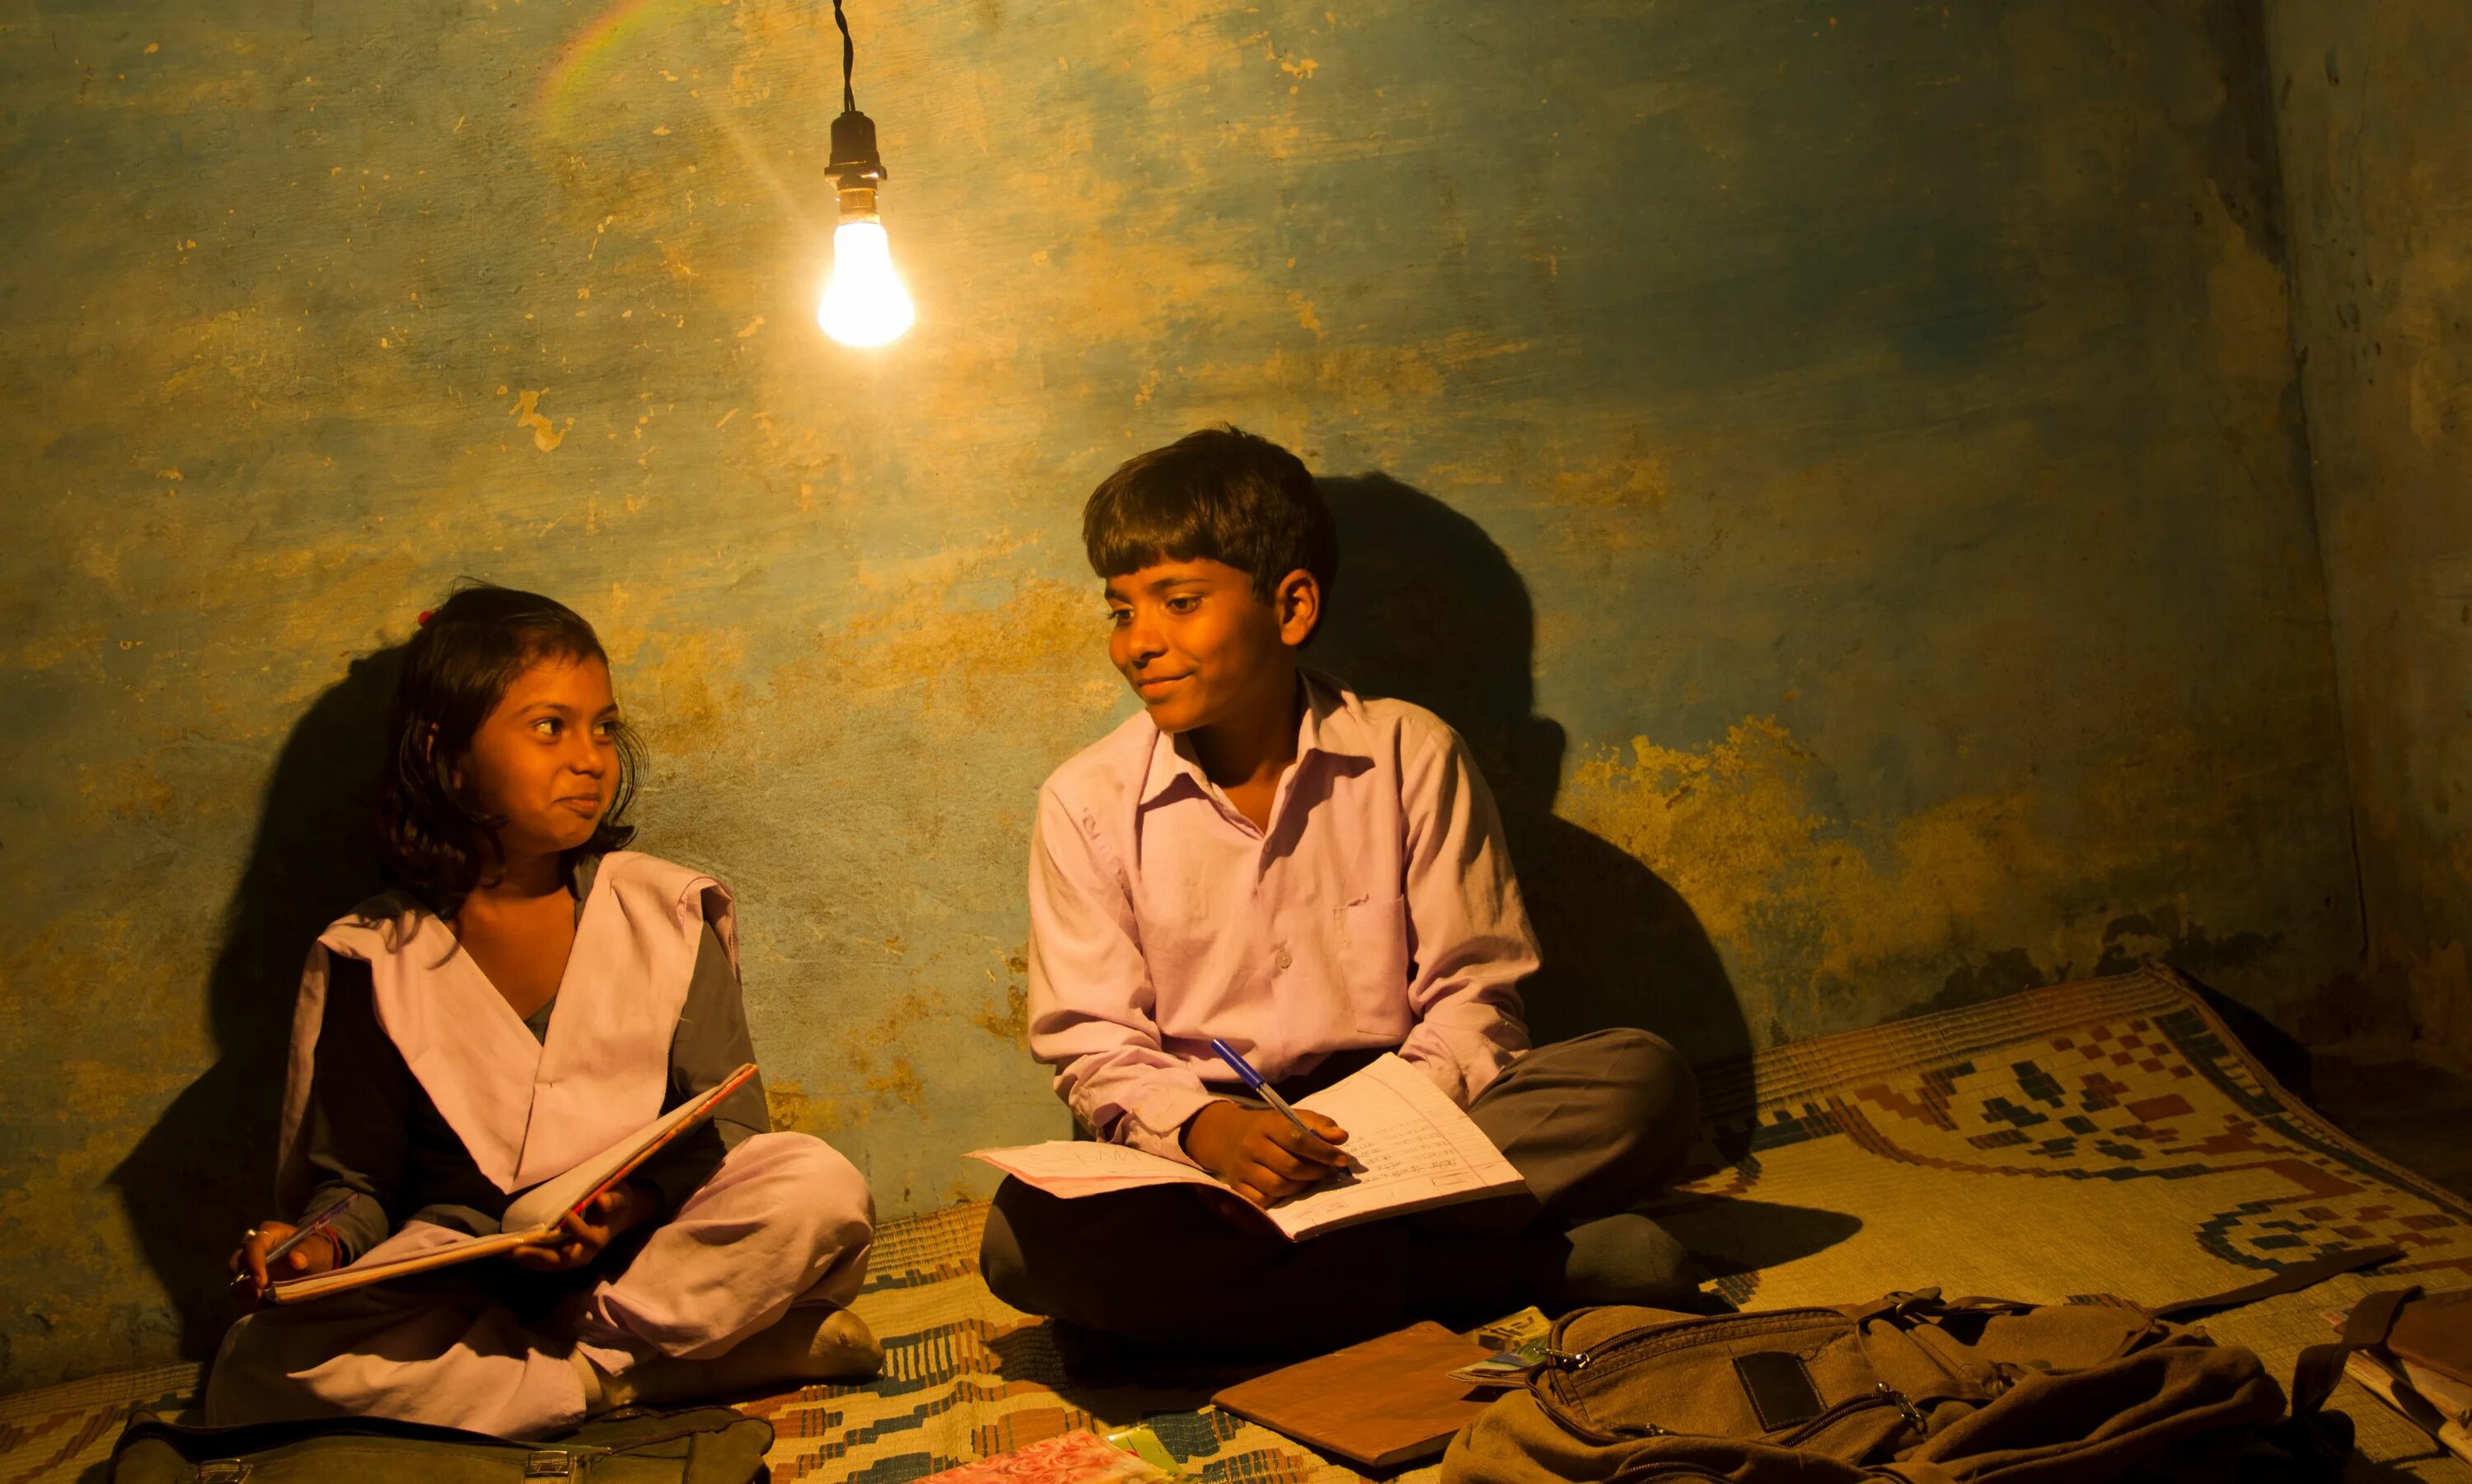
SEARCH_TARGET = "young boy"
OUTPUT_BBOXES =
[976,427,1701,1356]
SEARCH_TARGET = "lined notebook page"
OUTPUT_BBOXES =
[1270,1054,1525,1238]
[966,1053,1525,1240]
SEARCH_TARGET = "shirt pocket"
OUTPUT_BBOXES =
[1330,893,1414,1039]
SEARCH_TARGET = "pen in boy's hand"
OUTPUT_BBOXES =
[1207,1037,1355,1163]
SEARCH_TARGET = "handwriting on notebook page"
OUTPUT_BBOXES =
[1268,1055,1524,1237]
[962,1051,1524,1240]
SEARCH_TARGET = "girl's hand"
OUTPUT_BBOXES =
[227,1220,339,1313]
[508,1182,655,1272]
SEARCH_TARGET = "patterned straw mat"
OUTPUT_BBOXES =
[7,965,2468,1483]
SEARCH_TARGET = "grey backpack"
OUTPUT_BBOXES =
[1444,1246,2400,1484]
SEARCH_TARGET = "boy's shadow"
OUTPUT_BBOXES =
[1314,475,1755,1143]
[108,647,405,1360]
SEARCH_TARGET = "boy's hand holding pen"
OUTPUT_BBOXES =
[1182,1039,1359,1209]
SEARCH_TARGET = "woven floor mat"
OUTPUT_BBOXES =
[6,966,2466,1482]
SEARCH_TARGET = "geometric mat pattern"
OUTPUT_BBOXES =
[5,965,2467,1482]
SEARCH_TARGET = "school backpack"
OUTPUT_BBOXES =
[1443,1248,2407,1484]
[110,1403,774,1484]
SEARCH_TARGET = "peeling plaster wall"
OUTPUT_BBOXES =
[1,2,2357,1388]
[2267,3,2472,1062]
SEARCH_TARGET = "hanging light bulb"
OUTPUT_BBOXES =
[817,2,914,348]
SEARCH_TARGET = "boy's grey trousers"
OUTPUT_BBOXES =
[977,1027,1698,1356]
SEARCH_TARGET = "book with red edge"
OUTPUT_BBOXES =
[265,1063,759,1304]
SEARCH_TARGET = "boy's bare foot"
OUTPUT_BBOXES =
[587,1306,884,1411]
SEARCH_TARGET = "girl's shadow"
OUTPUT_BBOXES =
[109,646,405,1360]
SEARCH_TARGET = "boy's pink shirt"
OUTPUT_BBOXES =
[1027,669,1539,1164]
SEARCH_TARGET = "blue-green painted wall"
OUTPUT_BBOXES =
[1,1,2359,1388]
[2268,0,2472,1064]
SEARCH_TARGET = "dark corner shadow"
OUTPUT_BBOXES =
[107,645,406,1360]
[2165,969,2315,1102]
[1637,1196,1865,1279]
[1313,475,1755,1151]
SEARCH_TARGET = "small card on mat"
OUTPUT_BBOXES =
[914,1430,1168,1484]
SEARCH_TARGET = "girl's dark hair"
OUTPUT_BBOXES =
[377,583,641,915]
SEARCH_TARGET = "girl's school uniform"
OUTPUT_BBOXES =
[206,851,872,1439]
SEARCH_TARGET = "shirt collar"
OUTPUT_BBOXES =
[1136,667,1373,808]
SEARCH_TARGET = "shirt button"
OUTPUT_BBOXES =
[1273,948,1293,972]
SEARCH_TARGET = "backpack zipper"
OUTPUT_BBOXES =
[1536,1308,1842,1440]
[1543,1307,1850,1379]
[1543,1382,1931,1451]
[1534,1310,1918,1446]
[1769,1384,1930,1447]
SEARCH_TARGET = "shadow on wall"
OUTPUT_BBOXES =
[1313,475,1754,1128]
[107,646,407,1360]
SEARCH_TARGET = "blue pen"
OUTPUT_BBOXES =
[1208,1037,1345,1156]
[263,1192,358,1266]
[232,1191,358,1293]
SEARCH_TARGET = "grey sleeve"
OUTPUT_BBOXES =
[297,956,408,1262]
[630,919,771,1218]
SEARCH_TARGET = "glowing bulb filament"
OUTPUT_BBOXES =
[819,220,915,348]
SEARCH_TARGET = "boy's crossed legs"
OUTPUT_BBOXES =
[979,1028,1698,1357]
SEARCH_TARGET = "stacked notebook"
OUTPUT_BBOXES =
[2329,1292,2472,1464]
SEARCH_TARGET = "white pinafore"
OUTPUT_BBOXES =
[208,852,873,1437]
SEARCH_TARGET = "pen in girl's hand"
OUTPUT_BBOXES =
[260,1193,357,1270]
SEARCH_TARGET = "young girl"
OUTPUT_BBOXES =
[207,585,879,1437]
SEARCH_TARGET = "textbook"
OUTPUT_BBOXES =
[263,1063,760,1304]
[2343,1351,2472,1465]
[965,1053,1527,1240]
[2325,1298,2472,1463]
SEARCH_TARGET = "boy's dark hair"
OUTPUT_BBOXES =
[1083,425,1338,603]
[377,582,640,915]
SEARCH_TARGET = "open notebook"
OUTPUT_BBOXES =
[264,1062,759,1304]
[967,1053,1526,1239]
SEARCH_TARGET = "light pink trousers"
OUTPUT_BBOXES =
[205,1132,873,1438]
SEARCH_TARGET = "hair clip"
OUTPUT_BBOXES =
[417,610,435,626]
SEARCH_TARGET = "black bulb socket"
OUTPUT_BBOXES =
[830,108,887,179]
[829,108,887,220]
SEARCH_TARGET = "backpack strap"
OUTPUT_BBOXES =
[2148,1243,2403,1323]
[2286,1283,2429,1419]
[2339,1285,2424,1348]
[1848,1290,1944,1326]
[2135,1243,2404,1424]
